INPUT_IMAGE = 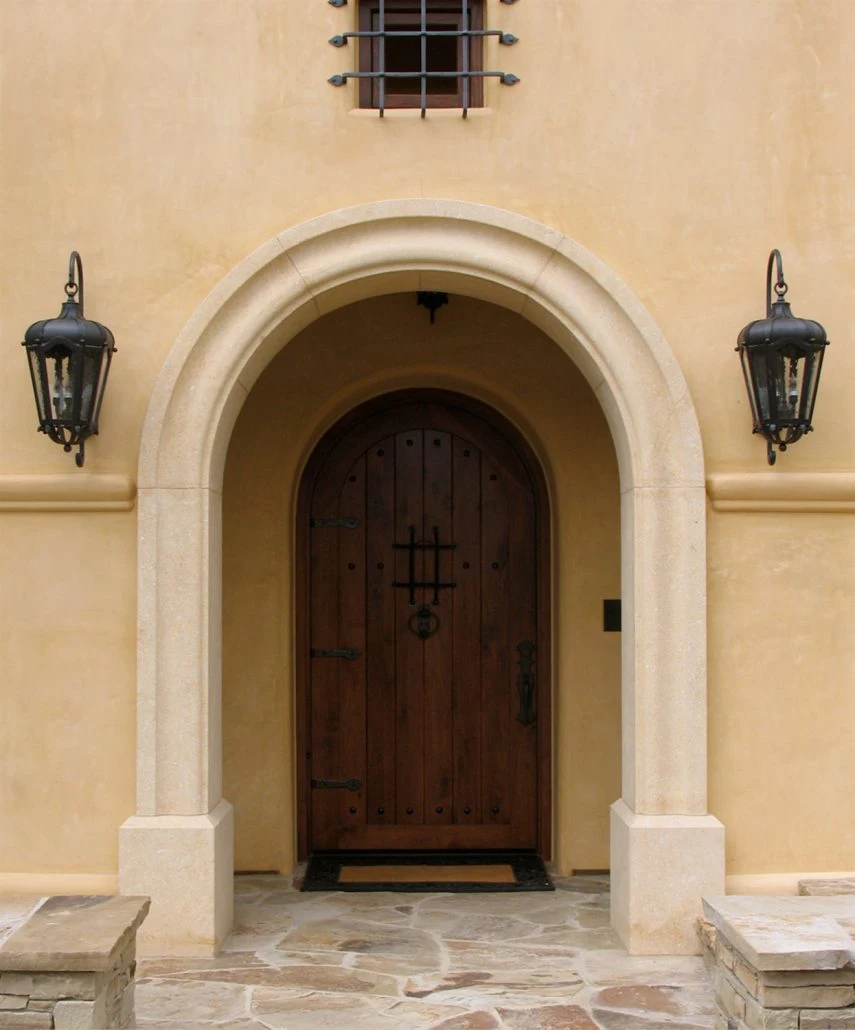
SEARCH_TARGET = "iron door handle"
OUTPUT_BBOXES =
[516,640,536,726]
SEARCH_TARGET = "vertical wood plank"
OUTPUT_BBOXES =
[451,435,482,830]
[506,473,539,847]
[423,430,453,825]
[480,455,510,829]
[334,456,367,845]
[309,479,344,848]
[395,429,424,826]
[365,436,396,827]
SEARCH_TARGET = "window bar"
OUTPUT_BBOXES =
[420,0,427,118]
[378,0,386,116]
[328,12,520,117]
[335,29,515,43]
[461,0,469,118]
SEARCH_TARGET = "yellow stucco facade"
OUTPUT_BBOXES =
[0,1,852,953]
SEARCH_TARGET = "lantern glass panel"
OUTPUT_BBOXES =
[80,348,103,425]
[50,349,76,424]
[770,342,821,427]
[743,347,771,427]
[799,346,824,425]
[85,344,112,433]
[768,347,800,424]
[27,348,49,424]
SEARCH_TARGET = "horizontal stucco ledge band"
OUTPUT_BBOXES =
[0,474,136,511]
[706,472,855,513]
[5,470,849,513]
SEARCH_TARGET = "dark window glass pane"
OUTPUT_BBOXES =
[385,26,459,95]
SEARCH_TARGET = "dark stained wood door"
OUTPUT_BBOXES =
[302,394,548,852]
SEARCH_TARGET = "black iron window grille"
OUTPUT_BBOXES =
[328,0,519,117]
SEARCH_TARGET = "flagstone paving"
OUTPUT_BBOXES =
[0,894,43,948]
[133,874,718,1028]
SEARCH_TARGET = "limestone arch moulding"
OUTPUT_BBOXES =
[119,199,724,957]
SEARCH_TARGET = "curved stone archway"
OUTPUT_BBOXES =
[119,200,724,956]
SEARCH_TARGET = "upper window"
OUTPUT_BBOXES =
[329,0,519,117]
[360,1,484,111]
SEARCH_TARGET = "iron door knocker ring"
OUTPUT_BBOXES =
[409,605,440,639]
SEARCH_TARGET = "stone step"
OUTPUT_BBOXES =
[799,878,855,897]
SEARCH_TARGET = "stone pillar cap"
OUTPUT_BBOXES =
[0,895,150,973]
[702,895,855,972]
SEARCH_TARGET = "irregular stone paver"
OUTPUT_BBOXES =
[432,1013,501,1029]
[498,1005,599,1029]
[556,876,611,894]
[277,916,442,971]
[525,925,623,950]
[255,947,349,969]
[138,954,271,977]
[413,911,545,943]
[232,906,295,935]
[575,906,613,929]
[591,981,719,1030]
[135,979,248,1023]
[130,874,717,1028]
[579,950,715,987]
[592,1016,714,1030]
[220,931,287,953]
[444,939,581,972]
[251,989,469,1028]
[136,1022,264,1030]
[593,984,683,1014]
[404,969,584,1007]
[183,962,401,995]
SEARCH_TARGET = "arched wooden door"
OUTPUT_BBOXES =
[298,392,550,854]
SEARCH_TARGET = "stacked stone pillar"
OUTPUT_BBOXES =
[0,896,149,1029]
[700,894,855,1030]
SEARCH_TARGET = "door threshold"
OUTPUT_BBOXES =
[301,850,554,892]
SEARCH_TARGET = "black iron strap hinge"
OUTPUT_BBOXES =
[311,777,362,791]
[310,648,361,661]
[310,517,361,529]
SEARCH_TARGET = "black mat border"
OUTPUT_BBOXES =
[301,850,554,893]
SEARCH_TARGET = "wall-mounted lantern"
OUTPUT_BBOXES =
[736,250,829,465]
[22,252,116,467]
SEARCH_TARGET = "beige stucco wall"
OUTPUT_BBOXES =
[0,1,853,886]
[222,294,621,875]
[0,512,136,880]
[708,510,855,877]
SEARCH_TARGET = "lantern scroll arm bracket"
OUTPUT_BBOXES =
[67,250,84,312]
[766,248,787,316]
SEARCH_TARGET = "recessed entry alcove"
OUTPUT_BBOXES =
[121,200,724,956]
[220,293,622,877]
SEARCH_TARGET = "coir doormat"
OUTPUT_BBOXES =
[301,851,554,892]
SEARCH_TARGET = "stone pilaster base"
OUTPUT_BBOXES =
[610,799,725,954]
[119,799,234,955]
